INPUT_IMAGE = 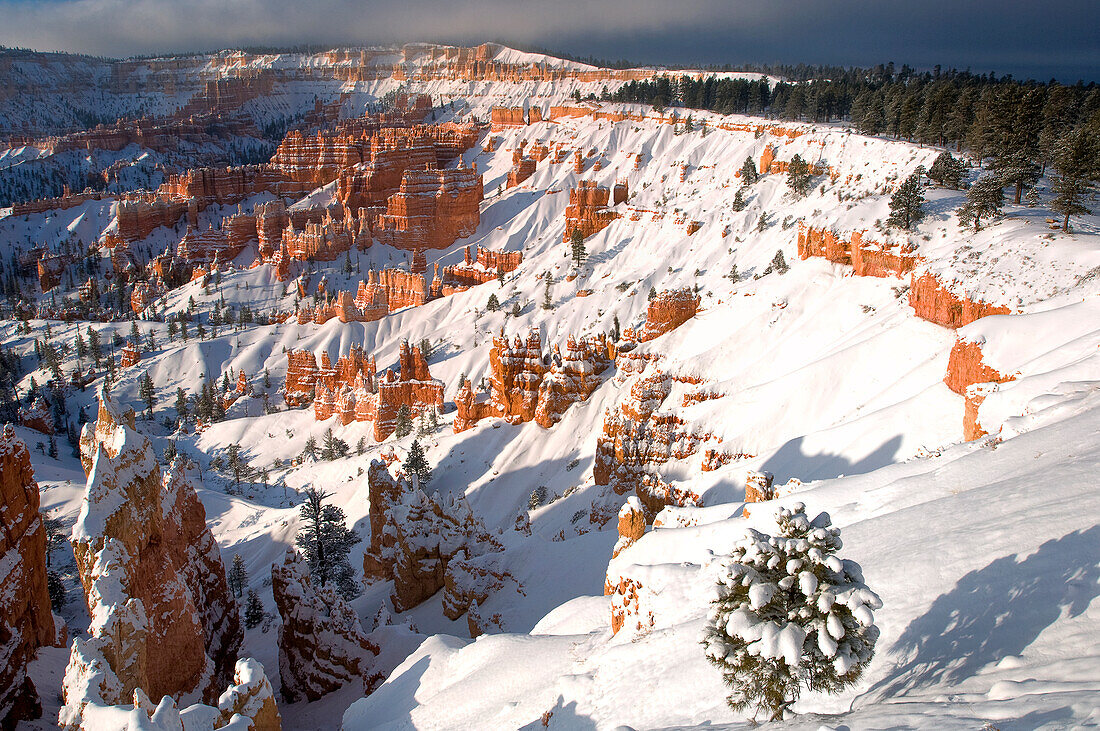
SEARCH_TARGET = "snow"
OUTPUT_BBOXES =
[2,46,1099,730]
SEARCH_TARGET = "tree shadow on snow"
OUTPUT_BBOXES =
[870,526,1100,699]
[760,434,903,483]
[518,695,598,730]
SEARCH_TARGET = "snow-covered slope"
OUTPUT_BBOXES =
[3,58,1099,730]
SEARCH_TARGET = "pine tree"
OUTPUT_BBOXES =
[228,554,247,597]
[486,293,500,312]
[393,405,413,438]
[226,443,251,484]
[175,387,188,418]
[927,151,966,189]
[786,154,813,197]
[47,569,66,612]
[740,157,759,184]
[244,589,264,629]
[731,187,747,212]
[42,511,66,568]
[570,229,587,266]
[542,273,553,310]
[703,503,881,722]
[958,173,1005,231]
[295,486,361,599]
[403,439,432,486]
[1050,126,1100,231]
[886,168,926,230]
[756,212,769,232]
[139,371,155,413]
[302,435,318,460]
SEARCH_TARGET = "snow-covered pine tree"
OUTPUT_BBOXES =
[228,553,247,597]
[295,486,362,599]
[886,168,926,230]
[757,212,769,232]
[1050,126,1100,231]
[958,172,1005,231]
[486,293,500,312]
[403,439,432,486]
[927,151,966,189]
[570,229,587,266]
[393,405,413,438]
[731,187,747,212]
[786,155,812,197]
[703,503,881,722]
[244,589,264,629]
[740,157,759,185]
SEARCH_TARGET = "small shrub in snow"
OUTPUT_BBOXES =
[529,485,548,510]
[702,503,881,722]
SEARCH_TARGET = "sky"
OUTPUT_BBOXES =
[0,0,1096,82]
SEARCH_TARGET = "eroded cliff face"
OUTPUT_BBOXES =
[362,460,517,635]
[271,549,382,703]
[797,223,918,278]
[909,272,1012,329]
[0,425,58,729]
[62,388,243,728]
[635,288,700,343]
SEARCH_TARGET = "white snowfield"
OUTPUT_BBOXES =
[2,46,1099,730]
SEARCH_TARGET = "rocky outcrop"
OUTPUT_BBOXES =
[17,398,55,435]
[909,272,1012,329]
[594,369,706,515]
[562,181,623,242]
[62,389,243,727]
[943,336,1015,396]
[372,162,483,252]
[119,342,141,368]
[637,288,700,342]
[612,497,645,559]
[0,425,58,729]
[533,335,613,428]
[296,269,428,325]
[272,549,382,702]
[797,223,919,278]
[430,245,522,298]
[289,340,443,441]
[453,378,494,433]
[363,461,515,634]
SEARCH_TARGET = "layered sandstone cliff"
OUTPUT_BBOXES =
[797,223,918,278]
[62,388,244,728]
[0,425,58,729]
[272,549,382,702]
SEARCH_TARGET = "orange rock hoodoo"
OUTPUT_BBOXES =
[562,181,627,242]
[372,162,483,252]
[63,389,243,726]
[797,223,919,278]
[636,288,700,342]
[272,549,382,702]
[593,369,705,516]
[944,336,1016,441]
[0,425,58,729]
[362,460,516,636]
[454,328,613,432]
[286,340,443,441]
[908,272,1013,329]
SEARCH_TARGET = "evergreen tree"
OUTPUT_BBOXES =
[786,154,813,197]
[886,168,926,230]
[740,156,759,184]
[731,187,747,212]
[958,173,1005,231]
[244,589,264,629]
[88,329,102,368]
[703,503,881,722]
[393,405,413,438]
[542,273,553,310]
[42,511,66,568]
[225,443,251,484]
[175,387,188,419]
[295,486,361,599]
[403,439,432,486]
[74,331,86,362]
[927,151,966,189]
[301,435,318,460]
[756,212,769,232]
[1050,126,1100,231]
[486,293,500,312]
[139,371,155,413]
[47,569,66,612]
[227,554,247,597]
[570,229,587,266]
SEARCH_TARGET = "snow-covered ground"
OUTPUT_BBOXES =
[3,65,1099,729]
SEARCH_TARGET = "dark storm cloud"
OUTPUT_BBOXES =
[0,0,1095,81]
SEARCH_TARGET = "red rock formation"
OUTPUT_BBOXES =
[120,342,141,367]
[507,156,537,188]
[362,460,514,628]
[759,145,775,174]
[430,245,522,298]
[637,288,700,342]
[797,223,918,278]
[130,278,163,314]
[490,106,528,130]
[63,389,243,726]
[36,253,71,292]
[563,181,621,242]
[963,382,999,441]
[742,471,774,517]
[0,425,58,729]
[909,272,1013,329]
[372,162,483,251]
[116,197,190,242]
[453,378,495,433]
[284,350,319,407]
[272,549,382,702]
[533,335,613,428]
[17,398,54,435]
[298,268,429,325]
[944,337,1015,396]
[612,497,645,559]
[489,329,548,423]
